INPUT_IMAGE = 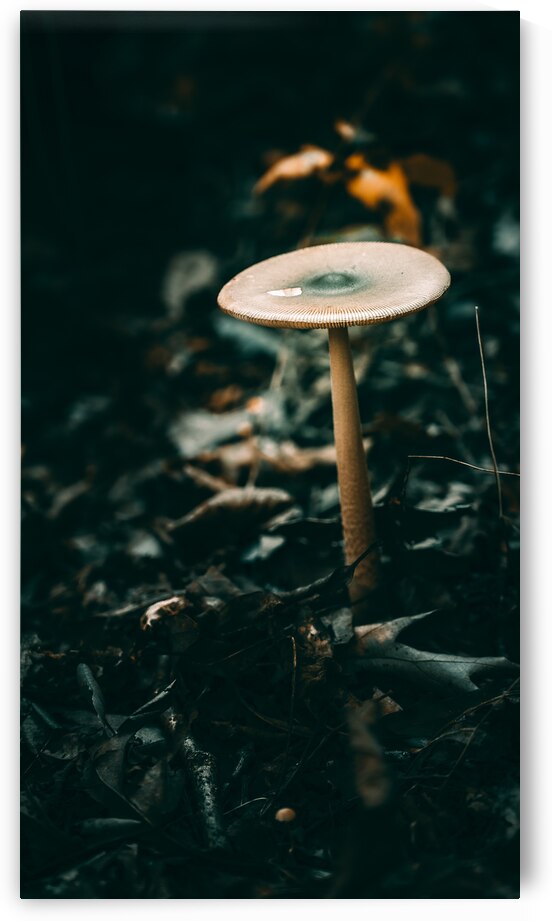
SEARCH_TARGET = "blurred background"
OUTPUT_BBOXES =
[21,12,520,899]
[21,11,519,448]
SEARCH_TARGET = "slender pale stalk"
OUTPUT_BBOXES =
[328,327,378,602]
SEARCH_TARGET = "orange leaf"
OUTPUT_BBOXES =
[345,154,421,246]
[254,145,334,194]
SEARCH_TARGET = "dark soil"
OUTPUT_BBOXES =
[21,11,519,899]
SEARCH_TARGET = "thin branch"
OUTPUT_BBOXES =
[264,635,299,814]
[283,636,298,769]
[428,308,478,422]
[407,454,519,477]
[162,710,227,850]
[475,306,504,518]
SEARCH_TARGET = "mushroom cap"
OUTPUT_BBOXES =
[217,242,450,329]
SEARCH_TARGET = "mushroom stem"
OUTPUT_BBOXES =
[328,326,378,601]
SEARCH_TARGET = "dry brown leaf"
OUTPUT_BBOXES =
[345,154,421,246]
[259,439,339,474]
[166,486,295,550]
[254,145,334,194]
[199,436,372,483]
[372,687,403,717]
[198,439,258,483]
[399,153,457,199]
[141,595,193,631]
[140,596,199,653]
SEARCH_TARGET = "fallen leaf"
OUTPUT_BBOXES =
[254,145,334,194]
[212,313,281,358]
[166,486,296,552]
[345,154,421,246]
[321,607,354,646]
[241,533,285,564]
[76,663,115,738]
[140,597,199,653]
[199,436,371,483]
[141,595,192,630]
[399,153,457,199]
[354,611,518,692]
[128,758,185,825]
[169,408,254,458]
[161,250,217,321]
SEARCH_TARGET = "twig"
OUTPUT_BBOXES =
[233,682,308,736]
[275,540,380,605]
[223,797,269,817]
[183,464,230,494]
[261,728,338,817]
[162,709,227,850]
[401,678,520,791]
[258,635,299,817]
[428,308,479,421]
[281,636,298,782]
[407,454,519,477]
[180,736,227,849]
[474,306,503,518]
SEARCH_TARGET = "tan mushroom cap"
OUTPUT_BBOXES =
[217,242,450,330]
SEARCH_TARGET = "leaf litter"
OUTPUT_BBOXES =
[21,13,519,899]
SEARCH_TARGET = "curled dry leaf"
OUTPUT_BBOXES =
[166,486,296,549]
[199,436,372,484]
[345,154,421,246]
[254,145,334,194]
[141,595,193,630]
[140,596,199,653]
[354,611,518,693]
[258,438,368,475]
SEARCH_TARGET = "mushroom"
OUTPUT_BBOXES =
[217,242,450,605]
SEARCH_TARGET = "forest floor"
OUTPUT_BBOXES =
[21,12,519,898]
